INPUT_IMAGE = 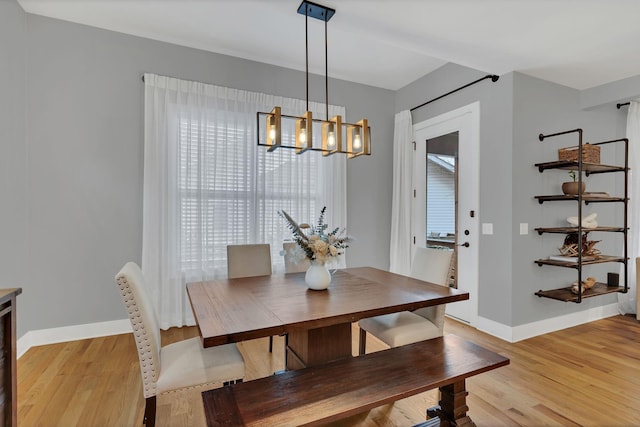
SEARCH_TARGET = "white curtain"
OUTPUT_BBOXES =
[389,110,413,275]
[619,100,640,314]
[143,73,346,328]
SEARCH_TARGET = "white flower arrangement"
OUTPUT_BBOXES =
[279,207,352,264]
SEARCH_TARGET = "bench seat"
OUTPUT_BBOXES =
[202,334,509,426]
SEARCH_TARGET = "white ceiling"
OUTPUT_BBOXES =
[17,0,640,91]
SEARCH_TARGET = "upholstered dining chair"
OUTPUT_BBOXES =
[358,247,454,355]
[636,258,640,321]
[115,262,245,427]
[226,244,275,352]
[283,241,311,273]
[227,243,272,279]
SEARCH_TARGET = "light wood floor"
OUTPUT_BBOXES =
[17,315,640,426]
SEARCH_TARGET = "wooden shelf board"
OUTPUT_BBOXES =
[534,160,626,174]
[535,283,626,303]
[535,195,625,203]
[535,226,625,234]
[534,255,625,268]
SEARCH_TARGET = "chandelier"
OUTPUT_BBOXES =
[257,0,371,159]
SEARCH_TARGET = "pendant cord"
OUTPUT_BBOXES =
[305,9,309,112]
[325,19,329,120]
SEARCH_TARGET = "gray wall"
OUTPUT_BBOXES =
[396,64,515,326]
[11,11,394,337]
[0,1,27,323]
[513,72,626,325]
[580,74,640,110]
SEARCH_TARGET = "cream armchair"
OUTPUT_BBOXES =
[358,247,453,354]
[115,262,245,427]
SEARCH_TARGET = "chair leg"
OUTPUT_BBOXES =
[269,335,273,353]
[144,396,156,427]
[359,328,367,355]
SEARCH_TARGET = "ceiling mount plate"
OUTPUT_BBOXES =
[297,0,335,22]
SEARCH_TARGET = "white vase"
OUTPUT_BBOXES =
[305,261,331,290]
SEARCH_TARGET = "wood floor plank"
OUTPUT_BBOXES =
[17,314,640,426]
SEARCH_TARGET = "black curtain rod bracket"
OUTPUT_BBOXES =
[410,74,499,113]
[617,102,630,109]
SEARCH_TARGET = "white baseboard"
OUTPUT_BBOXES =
[17,303,622,358]
[17,319,132,359]
[475,303,620,343]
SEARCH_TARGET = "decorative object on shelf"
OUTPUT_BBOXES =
[566,212,598,228]
[607,272,619,287]
[561,170,585,195]
[257,1,371,159]
[571,276,596,294]
[558,143,600,164]
[548,255,597,262]
[559,232,600,258]
[279,207,352,290]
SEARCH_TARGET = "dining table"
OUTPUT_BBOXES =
[187,266,469,370]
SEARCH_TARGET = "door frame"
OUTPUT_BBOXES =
[413,102,479,326]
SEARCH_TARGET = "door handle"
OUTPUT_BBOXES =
[458,242,470,248]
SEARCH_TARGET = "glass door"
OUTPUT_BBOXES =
[413,102,479,325]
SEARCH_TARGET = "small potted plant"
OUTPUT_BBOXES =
[562,170,585,195]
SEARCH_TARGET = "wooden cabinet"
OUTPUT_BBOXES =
[0,289,21,427]
[533,129,628,303]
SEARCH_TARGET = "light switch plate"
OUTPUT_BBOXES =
[520,223,528,235]
[482,223,493,235]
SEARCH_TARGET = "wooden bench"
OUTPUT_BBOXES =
[202,334,509,426]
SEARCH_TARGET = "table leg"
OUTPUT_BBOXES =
[426,380,476,427]
[286,323,352,370]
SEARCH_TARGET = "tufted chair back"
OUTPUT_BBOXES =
[637,258,640,320]
[115,262,162,398]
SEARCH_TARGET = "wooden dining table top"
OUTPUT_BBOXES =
[186,266,469,348]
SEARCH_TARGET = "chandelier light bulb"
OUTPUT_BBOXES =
[327,131,335,148]
[353,131,362,150]
[300,128,307,143]
[269,126,276,140]
[327,123,336,148]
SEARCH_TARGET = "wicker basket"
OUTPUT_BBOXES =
[558,144,600,164]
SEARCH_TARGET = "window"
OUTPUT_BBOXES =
[143,74,346,327]
[178,113,324,274]
[426,154,456,238]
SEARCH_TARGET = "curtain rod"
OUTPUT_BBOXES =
[617,102,630,109]
[410,74,499,112]
[141,73,191,83]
